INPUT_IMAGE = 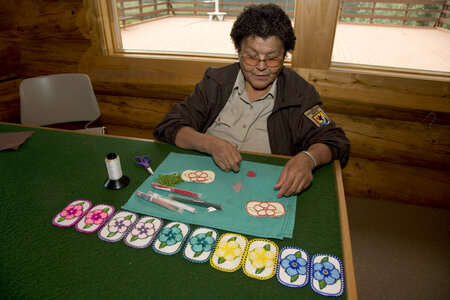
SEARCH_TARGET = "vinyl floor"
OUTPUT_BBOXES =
[346,197,450,299]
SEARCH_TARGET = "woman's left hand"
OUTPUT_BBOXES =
[273,153,314,198]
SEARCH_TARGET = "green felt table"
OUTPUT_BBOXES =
[0,122,356,299]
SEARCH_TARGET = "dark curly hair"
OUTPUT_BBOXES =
[230,4,296,55]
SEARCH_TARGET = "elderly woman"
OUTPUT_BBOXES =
[154,4,350,197]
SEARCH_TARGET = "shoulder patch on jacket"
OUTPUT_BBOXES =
[304,105,330,127]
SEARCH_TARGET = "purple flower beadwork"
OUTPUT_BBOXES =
[108,217,132,233]
[131,220,155,239]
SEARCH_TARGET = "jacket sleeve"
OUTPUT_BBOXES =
[153,69,217,145]
[294,86,350,168]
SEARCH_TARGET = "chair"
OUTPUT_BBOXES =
[20,73,106,134]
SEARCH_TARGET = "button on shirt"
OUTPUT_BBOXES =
[205,70,276,154]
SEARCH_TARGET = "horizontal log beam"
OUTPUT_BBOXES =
[342,157,450,209]
[322,97,450,125]
[331,113,450,170]
[97,94,179,130]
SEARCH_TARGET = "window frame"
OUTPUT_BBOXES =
[86,0,449,81]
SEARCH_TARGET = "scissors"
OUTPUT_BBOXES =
[134,156,154,175]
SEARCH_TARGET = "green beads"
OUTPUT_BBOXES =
[156,172,184,187]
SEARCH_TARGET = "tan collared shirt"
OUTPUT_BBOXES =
[205,70,276,153]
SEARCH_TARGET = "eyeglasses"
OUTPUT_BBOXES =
[241,54,283,67]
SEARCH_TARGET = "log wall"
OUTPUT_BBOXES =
[1,0,449,208]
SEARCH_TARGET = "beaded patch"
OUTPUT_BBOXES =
[246,201,285,217]
[276,247,310,288]
[183,227,218,263]
[210,233,248,272]
[52,200,92,227]
[75,204,115,233]
[153,222,190,255]
[98,211,138,243]
[310,254,345,297]
[242,239,278,280]
[181,170,215,183]
[124,216,163,249]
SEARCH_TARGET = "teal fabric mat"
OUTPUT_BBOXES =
[123,153,297,239]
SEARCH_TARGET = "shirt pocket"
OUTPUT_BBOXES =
[212,109,237,129]
[252,120,268,133]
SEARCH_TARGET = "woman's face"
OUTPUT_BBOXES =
[239,35,285,94]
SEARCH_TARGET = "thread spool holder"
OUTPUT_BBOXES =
[104,175,129,190]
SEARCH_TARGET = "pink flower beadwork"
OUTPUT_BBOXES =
[60,204,84,220]
[85,209,109,225]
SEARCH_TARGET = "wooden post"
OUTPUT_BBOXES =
[435,0,447,27]
[370,1,376,24]
[292,0,340,69]
[403,3,409,26]
[117,0,126,29]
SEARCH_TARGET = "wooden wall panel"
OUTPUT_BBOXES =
[0,42,20,76]
[330,113,450,170]
[0,2,21,76]
[343,157,450,208]
[0,77,21,123]
[323,97,450,126]
[96,95,180,130]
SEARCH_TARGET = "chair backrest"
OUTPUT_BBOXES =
[20,73,101,127]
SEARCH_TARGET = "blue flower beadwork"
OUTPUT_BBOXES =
[280,252,307,282]
[158,225,183,248]
[313,258,341,289]
[190,232,215,255]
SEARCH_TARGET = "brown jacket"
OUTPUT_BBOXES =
[154,63,350,167]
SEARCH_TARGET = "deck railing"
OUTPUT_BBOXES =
[339,0,449,27]
[116,0,449,29]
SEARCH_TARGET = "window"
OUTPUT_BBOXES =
[104,0,296,60]
[89,0,449,79]
[332,1,450,75]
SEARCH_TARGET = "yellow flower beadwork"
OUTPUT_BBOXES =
[248,246,275,270]
[216,240,242,262]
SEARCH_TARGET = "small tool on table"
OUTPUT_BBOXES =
[168,194,223,211]
[134,155,154,175]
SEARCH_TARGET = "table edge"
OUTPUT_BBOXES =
[334,160,358,300]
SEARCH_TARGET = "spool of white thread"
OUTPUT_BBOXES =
[104,152,130,190]
[105,153,123,180]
